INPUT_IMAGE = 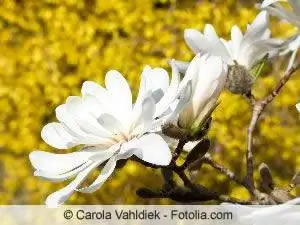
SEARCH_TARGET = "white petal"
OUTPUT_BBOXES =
[185,27,232,63]
[173,60,190,73]
[81,81,116,114]
[287,46,298,70]
[129,133,172,166]
[239,12,272,67]
[140,97,156,129]
[77,156,117,193]
[45,161,100,207]
[105,70,132,122]
[82,94,104,118]
[159,80,192,126]
[65,96,112,138]
[41,123,76,149]
[184,28,205,53]
[203,25,233,62]
[154,61,180,117]
[55,104,111,145]
[30,151,94,175]
[132,66,149,111]
[231,25,243,59]
[131,96,156,136]
[192,56,225,114]
[179,55,227,128]
[141,66,170,93]
[34,161,92,182]
[246,11,269,39]
[30,146,118,175]
[55,104,89,138]
[81,81,107,100]
[97,113,127,135]
[77,146,139,194]
[261,0,280,8]
[266,3,300,27]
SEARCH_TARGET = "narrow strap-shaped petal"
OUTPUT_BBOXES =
[55,103,112,145]
[173,60,190,73]
[203,24,232,62]
[261,0,281,8]
[130,96,156,136]
[45,160,101,207]
[30,150,97,175]
[65,96,112,138]
[33,161,93,182]
[231,25,243,59]
[77,147,139,194]
[41,122,76,149]
[30,145,118,175]
[77,156,117,193]
[154,61,181,118]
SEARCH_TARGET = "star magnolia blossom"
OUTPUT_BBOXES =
[261,0,300,28]
[175,11,280,72]
[261,0,300,70]
[222,198,300,225]
[178,54,227,130]
[29,63,190,207]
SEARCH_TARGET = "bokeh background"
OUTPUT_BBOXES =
[0,0,299,204]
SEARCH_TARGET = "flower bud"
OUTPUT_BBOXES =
[178,54,227,133]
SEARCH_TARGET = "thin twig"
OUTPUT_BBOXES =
[172,139,187,161]
[203,154,246,187]
[245,64,299,195]
[218,195,253,205]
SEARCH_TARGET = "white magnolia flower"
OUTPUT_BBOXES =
[29,63,190,207]
[261,0,300,28]
[222,198,300,225]
[178,54,227,130]
[176,11,280,73]
[261,0,300,70]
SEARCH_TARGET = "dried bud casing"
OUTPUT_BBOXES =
[226,64,254,95]
[185,139,210,165]
[270,188,294,204]
[162,123,189,140]
[259,163,274,192]
[136,188,160,198]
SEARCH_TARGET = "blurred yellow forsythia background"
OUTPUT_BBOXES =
[0,0,299,204]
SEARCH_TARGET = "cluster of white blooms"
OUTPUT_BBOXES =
[261,0,300,69]
[29,1,299,207]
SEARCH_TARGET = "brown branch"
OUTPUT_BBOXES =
[172,139,187,161]
[137,186,252,204]
[245,64,299,195]
[218,195,252,205]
